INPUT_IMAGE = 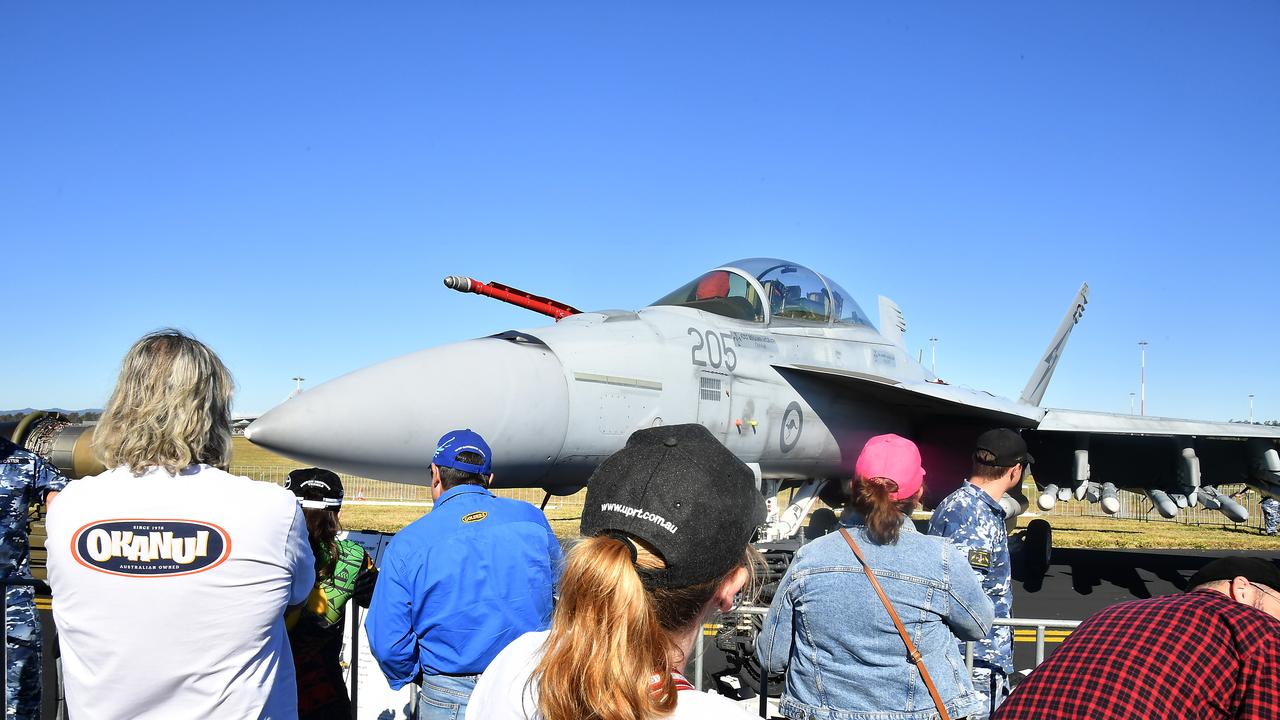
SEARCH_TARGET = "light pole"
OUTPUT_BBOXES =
[292,377,305,394]
[1250,394,1256,424]
[1138,341,1148,416]
[929,337,938,375]
[1129,392,1136,415]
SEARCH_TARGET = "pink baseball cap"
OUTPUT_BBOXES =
[854,434,926,500]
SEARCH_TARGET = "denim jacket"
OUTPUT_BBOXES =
[757,511,994,720]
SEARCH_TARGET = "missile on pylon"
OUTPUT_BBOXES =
[1249,439,1280,488]
[1100,482,1120,514]
[1082,481,1102,504]
[1037,484,1059,511]
[1,411,105,479]
[1072,447,1090,500]
[999,492,1029,521]
[1146,488,1179,519]
[1195,486,1248,523]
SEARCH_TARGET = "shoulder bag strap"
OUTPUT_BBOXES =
[840,528,953,720]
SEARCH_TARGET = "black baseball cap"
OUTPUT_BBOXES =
[974,428,1034,467]
[1187,556,1280,593]
[286,467,344,510]
[580,424,766,589]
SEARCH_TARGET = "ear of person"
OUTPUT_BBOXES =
[715,567,750,612]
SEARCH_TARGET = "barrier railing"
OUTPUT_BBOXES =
[964,617,1081,670]
[745,613,1081,719]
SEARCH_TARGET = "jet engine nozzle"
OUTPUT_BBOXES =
[1,412,105,479]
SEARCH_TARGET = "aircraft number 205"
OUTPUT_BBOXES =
[688,328,737,371]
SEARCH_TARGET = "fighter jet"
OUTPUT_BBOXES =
[245,257,1280,539]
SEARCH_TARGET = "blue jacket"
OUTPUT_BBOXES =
[365,485,562,688]
[757,511,993,720]
[927,481,1013,674]
[0,438,67,588]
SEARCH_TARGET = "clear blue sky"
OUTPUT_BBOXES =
[3,3,1277,420]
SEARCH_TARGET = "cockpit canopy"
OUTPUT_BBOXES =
[650,258,873,327]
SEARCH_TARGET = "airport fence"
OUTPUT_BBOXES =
[229,465,587,511]
[232,465,1268,531]
[1037,484,1267,530]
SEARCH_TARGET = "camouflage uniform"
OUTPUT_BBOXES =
[928,480,1011,719]
[1262,497,1280,536]
[0,438,67,720]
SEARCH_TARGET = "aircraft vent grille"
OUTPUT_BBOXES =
[700,377,721,401]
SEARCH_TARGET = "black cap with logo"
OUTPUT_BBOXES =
[1187,556,1280,593]
[973,428,1035,467]
[580,423,766,589]
[285,467,344,510]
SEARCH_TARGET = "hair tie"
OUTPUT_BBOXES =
[601,531,639,564]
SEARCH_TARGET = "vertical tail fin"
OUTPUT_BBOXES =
[1020,283,1089,406]
[878,296,907,350]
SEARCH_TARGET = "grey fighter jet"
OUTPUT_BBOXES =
[246,257,1280,538]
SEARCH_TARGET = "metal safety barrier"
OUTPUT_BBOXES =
[965,617,1082,671]
[746,614,1081,719]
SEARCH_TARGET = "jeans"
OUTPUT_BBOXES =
[416,674,478,720]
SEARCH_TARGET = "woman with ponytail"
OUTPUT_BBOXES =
[465,424,765,720]
[758,434,995,720]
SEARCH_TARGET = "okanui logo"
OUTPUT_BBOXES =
[71,519,231,577]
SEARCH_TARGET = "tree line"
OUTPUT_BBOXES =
[0,411,102,424]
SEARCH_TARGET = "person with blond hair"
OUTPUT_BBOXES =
[45,329,315,720]
[465,423,766,720]
[758,434,993,720]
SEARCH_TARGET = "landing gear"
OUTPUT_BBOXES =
[714,541,795,700]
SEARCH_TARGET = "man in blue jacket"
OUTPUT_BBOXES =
[366,429,562,720]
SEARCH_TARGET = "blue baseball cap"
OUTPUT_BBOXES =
[432,429,493,475]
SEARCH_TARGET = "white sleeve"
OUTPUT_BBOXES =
[465,632,541,720]
[284,502,315,604]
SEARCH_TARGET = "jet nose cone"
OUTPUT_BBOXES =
[246,338,570,486]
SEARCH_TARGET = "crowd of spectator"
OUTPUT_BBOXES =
[5,328,1279,720]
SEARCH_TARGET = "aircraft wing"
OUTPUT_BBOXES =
[1037,408,1280,439]
[776,363,1280,523]
[774,363,1046,426]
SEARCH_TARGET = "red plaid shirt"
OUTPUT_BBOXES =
[994,590,1280,720]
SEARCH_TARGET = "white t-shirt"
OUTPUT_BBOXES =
[45,464,315,720]
[465,630,756,720]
